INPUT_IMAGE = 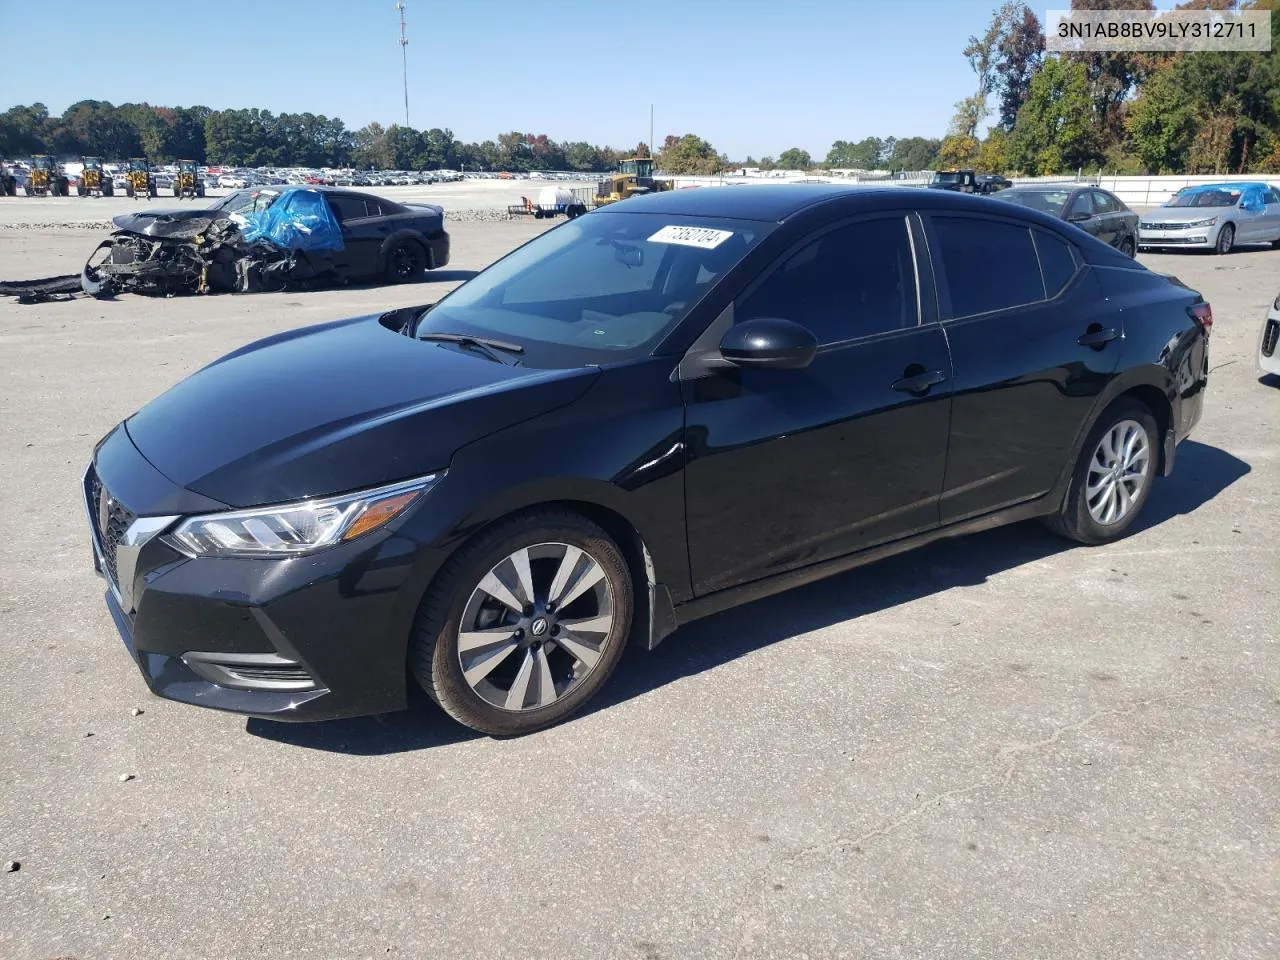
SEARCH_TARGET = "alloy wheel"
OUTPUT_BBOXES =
[1086,419,1151,526]
[456,542,615,712]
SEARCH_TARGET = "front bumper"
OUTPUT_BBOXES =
[85,425,436,722]
[1259,310,1280,378]
[1137,222,1219,249]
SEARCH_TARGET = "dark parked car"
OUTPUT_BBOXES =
[84,186,1211,736]
[995,184,1139,257]
[111,185,450,284]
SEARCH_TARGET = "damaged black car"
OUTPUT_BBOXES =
[81,185,450,297]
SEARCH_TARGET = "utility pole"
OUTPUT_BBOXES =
[649,104,654,158]
[397,0,409,127]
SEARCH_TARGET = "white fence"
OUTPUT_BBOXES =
[660,171,1280,209]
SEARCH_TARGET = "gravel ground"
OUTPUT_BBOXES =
[0,221,1277,960]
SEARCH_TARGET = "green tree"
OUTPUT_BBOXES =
[825,137,881,169]
[1008,55,1099,173]
[1125,63,1197,172]
[656,134,724,174]
[937,134,979,168]
[887,137,941,170]
[0,103,52,156]
[776,147,812,170]
[975,129,1010,172]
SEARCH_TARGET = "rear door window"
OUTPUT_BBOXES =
[328,194,369,222]
[930,216,1045,318]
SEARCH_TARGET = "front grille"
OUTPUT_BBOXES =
[87,467,135,591]
[1140,221,1188,231]
[1263,319,1280,358]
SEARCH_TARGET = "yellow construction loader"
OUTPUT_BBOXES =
[26,155,69,196]
[77,157,114,197]
[173,159,204,199]
[592,157,674,208]
[125,158,157,199]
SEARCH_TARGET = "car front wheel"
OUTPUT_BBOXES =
[409,509,634,736]
[1046,398,1158,545]
[1215,223,1235,255]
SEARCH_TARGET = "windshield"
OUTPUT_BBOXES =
[1166,189,1240,208]
[418,212,772,365]
[214,189,282,216]
[996,188,1071,215]
[933,172,961,183]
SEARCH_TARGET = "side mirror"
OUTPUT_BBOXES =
[719,317,817,370]
[1067,210,1091,222]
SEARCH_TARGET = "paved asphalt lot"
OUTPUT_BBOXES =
[1,218,1277,960]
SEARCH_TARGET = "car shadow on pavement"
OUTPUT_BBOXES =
[1259,374,1280,389]
[588,439,1250,721]
[246,440,1248,753]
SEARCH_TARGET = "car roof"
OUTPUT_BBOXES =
[598,184,1063,223]
[1002,183,1082,192]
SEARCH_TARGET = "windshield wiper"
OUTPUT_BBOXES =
[418,332,525,365]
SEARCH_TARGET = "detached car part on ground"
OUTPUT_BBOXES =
[78,185,449,297]
[83,186,1211,738]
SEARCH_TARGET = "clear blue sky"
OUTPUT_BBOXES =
[0,0,1179,160]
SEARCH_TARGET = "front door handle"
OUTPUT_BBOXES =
[1078,325,1119,348]
[891,369,947,395]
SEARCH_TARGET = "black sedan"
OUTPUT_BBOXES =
[83,186,1210,736]
[995,184,1139,257]
[112,185,450,284]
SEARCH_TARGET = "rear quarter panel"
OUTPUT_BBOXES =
[1092,264,1208,440]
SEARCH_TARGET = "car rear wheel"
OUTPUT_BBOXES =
[409,509,634,736]
[1045,399,1158,545]
[384,240,426,283]
[1215,223,1235,255]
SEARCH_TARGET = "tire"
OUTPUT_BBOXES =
[408,508,635,736]
[1118,235,1135,258]
[173,185,180,197]
[384,239,426,283]
[77,184,86,197]
[1044,398,1159,545]
[102,181,113,197]
[125,184,134,198]
[1214,223,1234,255]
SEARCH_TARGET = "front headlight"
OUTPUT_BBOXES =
[1184,217,1218,228]
[162,473,442,559]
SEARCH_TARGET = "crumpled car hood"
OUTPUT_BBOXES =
[112,207,223,238]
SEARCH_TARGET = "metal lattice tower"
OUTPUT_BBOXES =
[397,1,409,127]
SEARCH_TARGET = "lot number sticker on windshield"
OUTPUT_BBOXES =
[648,225,734,249]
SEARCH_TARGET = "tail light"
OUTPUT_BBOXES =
[1189,302,1213,335]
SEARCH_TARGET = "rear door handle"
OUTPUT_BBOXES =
[1078,326,1119,348]
[891,369,947,395]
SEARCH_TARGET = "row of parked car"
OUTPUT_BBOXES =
[992,180,1280,256]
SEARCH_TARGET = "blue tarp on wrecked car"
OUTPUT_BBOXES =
[237,188,345,252]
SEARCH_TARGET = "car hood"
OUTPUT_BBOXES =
[1140,206,1230,224]
[112,207,223,238]
[125,312,598,507]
